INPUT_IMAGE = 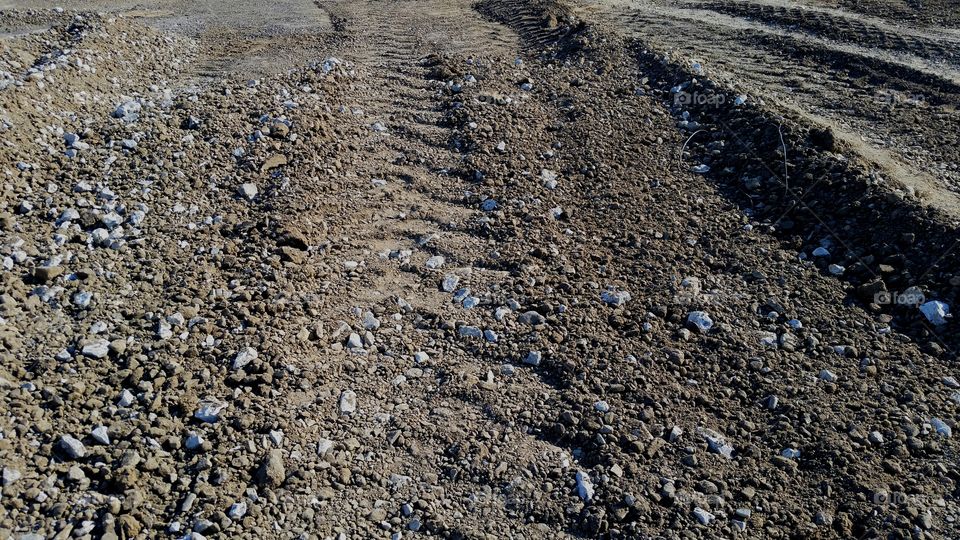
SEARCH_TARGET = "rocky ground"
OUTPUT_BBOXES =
[0,1,958,539]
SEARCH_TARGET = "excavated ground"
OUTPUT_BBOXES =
[0,1,958,539]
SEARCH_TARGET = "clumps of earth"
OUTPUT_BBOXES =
[0,1,958,539]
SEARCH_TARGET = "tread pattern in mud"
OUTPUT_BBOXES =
[698,1,959,66]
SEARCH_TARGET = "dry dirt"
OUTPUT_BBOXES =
[0,0,958,539]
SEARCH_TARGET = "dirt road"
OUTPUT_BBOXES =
[0,0,958,539]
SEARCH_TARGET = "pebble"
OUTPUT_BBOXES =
[518,311,546,325]
[232,347,258,370]
[255,449,285,487]
[687,311,713,333]
[91,426,110,445]
[81,339,111,359]
[458,326,482,338]
[117,389,135,407]
[441,274,459,292]
[693,507,715,525]
[227,502,247,519]
[697,427,734,459]
[362,311,381,330]
[930,418,952,437]
[346,333,364,349]
[2,467,21,486]
[524,351,542,366]
[239,183,258,200]
[601,289,631,306]
[575,470,594,502]
[920,300,950,326]
[339,390,357,414]
[58,435,86,459]
[819,369,838,383]
[194,402,225,423]
[185,433,204,450]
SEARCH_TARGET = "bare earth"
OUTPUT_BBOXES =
[0,0,959,539]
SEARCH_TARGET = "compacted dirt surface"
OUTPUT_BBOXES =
[0,1,959,539]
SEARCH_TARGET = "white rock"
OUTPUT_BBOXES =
[317,438,335,456]
[812,247,830,257]
[81,339,110,359]
[232,347,258,370]
[687,311,713,333]
[693,507,715,525]
[117,389,135,407]
[425,255,445,269]
[339,390,357,414]
[2,467,21,486]
[931,418,952,438]
[819,369,838,383]
[441,274,459,292]
[73,291,93,308]
[696,427,734,459]
[920,300,950,326]
[90,426,110,445]
[194,402,225,423]
[228,502,248,519]
[157,320,173,340]
[362,311,380,330]
[601,289,631,306]
[575,470,594,502]
[414,351,429,363]
[346,333,364,349]
[594,400,610,413]
[239,183,258,200]
[113,100,141,121]
[58,435,86,459]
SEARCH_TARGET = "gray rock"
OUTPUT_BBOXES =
[81,339,110,359]
[693,507,715,525]
[232,347,258,370]
[601,289,631,306]
[91,426,110,445]
[239,183,258,201]
[339,390,357,414]
[255,450,285,487]
[458,326,482,338]
[518,311,546,325]
[524,351,542,366]
[194,401,225,423]
[58,435,86,459]
[2,467,21,486]
[441,274,459,292]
